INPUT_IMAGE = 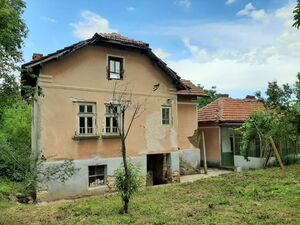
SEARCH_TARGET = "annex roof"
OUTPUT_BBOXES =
[198,97,265,123]
[178,79,208,97]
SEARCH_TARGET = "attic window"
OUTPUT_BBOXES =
[108,56,123,80]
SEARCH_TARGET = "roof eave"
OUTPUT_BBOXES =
[21,34,186,90]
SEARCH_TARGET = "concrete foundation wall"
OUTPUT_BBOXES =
[40,152,181,201]
[170,151,180,172]
[234,156,265,169]
[178,148,200,174]
[40,155,146,201]
[234,156,276,169]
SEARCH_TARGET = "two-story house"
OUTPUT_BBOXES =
[21,33,207,200]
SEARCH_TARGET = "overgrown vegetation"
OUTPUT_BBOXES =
[0,100,31,181]
[293,0,300,29]
[0,0,27,120]
[114,162,143,213]
[0,163,299,224]
[238,74,300,164]
[0,0,77,202]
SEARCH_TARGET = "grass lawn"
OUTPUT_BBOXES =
[0,163,299,225]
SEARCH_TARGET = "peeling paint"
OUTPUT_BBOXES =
[170,128,177,148]
[145,112,166,151]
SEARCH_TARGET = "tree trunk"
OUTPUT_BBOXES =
[120,111,130,213]
[124,197,129,213]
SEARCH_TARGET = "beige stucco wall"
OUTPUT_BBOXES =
[198,124,221,165]
[37,45,183,161]
[177,103,198,149]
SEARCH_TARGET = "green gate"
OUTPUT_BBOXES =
[221,152,234,167]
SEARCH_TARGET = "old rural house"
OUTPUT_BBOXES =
[21,33,207,200]
[198,95,265,169]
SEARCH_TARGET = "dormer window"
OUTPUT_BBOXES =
[108,56,123,80]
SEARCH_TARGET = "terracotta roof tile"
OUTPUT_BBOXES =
[21,33,187,90]
[99,33,149,47]
[178,79,208,97]
[198,97,265,122]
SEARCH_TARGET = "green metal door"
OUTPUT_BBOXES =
[221,152,234,167]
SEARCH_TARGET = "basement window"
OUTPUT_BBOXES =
[107,56,124,80]
[88,165,106,187]
[161,106,171,125]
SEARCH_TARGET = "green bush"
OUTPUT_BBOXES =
[0,100,31,181]
[114,161,143,213]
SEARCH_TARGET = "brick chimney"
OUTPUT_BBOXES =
[220,94,229,98]
[245,95,256,100]
[32,53,43,61]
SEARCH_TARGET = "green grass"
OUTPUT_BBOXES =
[0,164,300,225]
[0,178,27,210]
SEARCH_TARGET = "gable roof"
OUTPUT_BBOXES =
[178,79,208,97]
[198,97,265,123]
[22,33,189,90]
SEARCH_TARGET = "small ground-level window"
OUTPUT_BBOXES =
[88,165,106,187]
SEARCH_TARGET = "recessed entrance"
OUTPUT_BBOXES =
[146,153,171,185]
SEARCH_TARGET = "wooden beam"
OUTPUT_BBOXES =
[269,136,285,170]
[201,131,208,174]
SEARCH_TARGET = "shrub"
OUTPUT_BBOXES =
[114,161,143,213]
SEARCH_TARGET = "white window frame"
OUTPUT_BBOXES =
[88,165,107,188]
[104,103,121,134]
[77,103,96,136]
[161,106,172,125]
[107,55,124,80]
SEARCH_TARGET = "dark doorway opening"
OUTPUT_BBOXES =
[147,154,170,185]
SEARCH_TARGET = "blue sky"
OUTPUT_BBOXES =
[23,0,299,98]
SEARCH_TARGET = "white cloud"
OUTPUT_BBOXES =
[42,17,57,23]
[226,0,238,5]
[70,10,117,40]
[237,3,268,22]
[168,56,298,95]
[126,6,135,11]
[275,3,295,27]
[176,0,191,8]
[182,38,210,62]
[153,48,171,60]
[237,3,255,16]
[156,2,300,97]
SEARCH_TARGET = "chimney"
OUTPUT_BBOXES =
[220,94,229,98]
[32,53,43,61]
[245,95,256,100]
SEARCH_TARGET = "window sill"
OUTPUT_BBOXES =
[88,185,107,191]
[72,135,100,140]
[102,134,121,139]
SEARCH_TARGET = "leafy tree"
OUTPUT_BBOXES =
[293,0,300,29]
[0,0,28,119]
[109,82,159,213]
[238,75,300,165]
[0,98,78,201]
[197,85,224,108]
[0,100,31,181]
